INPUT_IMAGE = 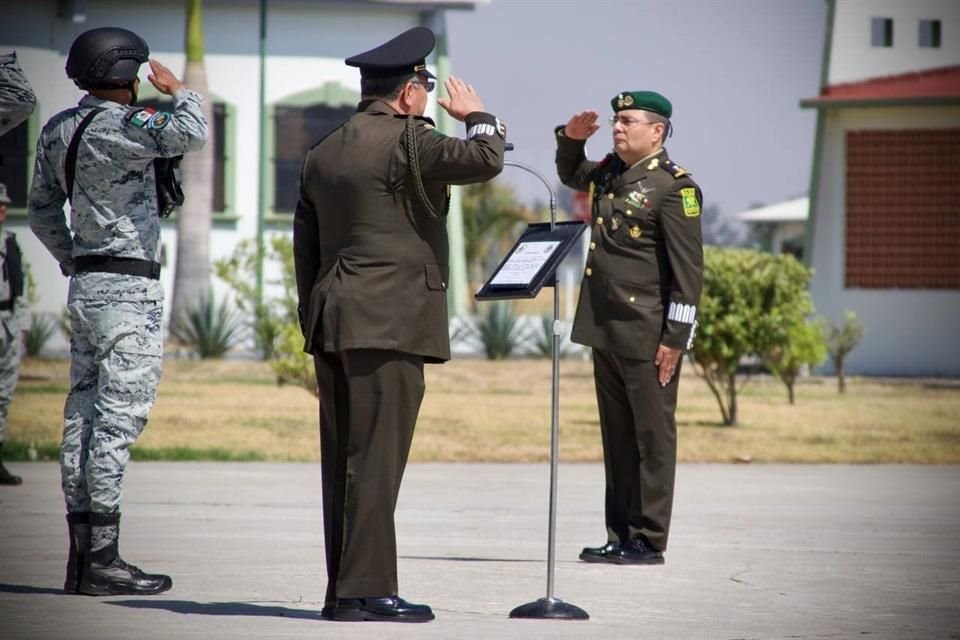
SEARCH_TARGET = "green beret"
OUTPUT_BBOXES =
[611,91,672,118]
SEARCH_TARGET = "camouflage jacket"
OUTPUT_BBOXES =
[0,51,36,137]
[28,88,207,300]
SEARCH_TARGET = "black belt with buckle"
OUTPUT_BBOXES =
[74,255,162,280]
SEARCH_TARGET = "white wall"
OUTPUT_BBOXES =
[808,105,960,376]
[830,0,960,85]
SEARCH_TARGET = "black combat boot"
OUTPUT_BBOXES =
[64,512,91,593]
[0,443,22,485]
[77,512,172,596]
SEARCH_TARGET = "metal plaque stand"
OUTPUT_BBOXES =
[500,159,589,621]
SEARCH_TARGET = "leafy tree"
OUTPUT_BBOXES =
[689,248,819,425]
[214,235,313,392]
[765,319,827,404]
[820,310,865,393]
[213,236,297,359]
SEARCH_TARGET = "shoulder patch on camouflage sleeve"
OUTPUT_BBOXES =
[126,107,156,128]
[660,159,691,179]
[145,111,172,130]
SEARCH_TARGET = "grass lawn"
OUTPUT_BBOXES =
[6,356,960,464]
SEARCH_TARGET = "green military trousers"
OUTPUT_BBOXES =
[313,349,426,605]
[592,348,681,552]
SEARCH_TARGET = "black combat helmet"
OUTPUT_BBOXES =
[66,27,149,89]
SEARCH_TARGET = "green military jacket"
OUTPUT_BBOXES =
[294,99,505,362]
[555,130,703,360]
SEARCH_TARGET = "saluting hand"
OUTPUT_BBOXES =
[655,344,682,387]
[563,110,600,140]
[147,59,184,96]
[437,75,485,122]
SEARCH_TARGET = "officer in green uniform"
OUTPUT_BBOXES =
[555,91,703,565]
[293,26,505,622]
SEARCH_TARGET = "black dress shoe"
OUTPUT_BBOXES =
[616,536,665,565]
[579,541,621,563]
[331,595,435,622]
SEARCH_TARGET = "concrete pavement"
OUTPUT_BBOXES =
[1,462,958,639]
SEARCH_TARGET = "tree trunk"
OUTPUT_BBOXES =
[837,356,846,393]
[170,2,214,333]
[787,379,796,405]
[726,371,738,426]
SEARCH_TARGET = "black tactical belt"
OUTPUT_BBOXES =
[74,255,161,280]
[0,300,13,311]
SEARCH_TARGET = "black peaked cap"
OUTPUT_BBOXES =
[345,26,436,79]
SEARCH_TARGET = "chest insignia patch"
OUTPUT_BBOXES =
[629,225,642,239]
[681,187,701,217]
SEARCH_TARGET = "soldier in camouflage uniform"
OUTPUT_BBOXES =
[556,91,703,566]
[0,51,37,137]
[0,183,27,486]
[28,27,207,596]
[0,51,35,486]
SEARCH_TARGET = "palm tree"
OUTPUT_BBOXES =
[170,0,215,333]
[461,181,532,310]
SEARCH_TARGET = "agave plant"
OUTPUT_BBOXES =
[171,293,245,359]
[470,301,529,360]
[24,312,58,357]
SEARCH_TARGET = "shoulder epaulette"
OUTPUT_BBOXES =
[660,158,691,179]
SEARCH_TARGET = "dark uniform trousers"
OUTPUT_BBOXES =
[313,348,425,604]
[593,348,680,552]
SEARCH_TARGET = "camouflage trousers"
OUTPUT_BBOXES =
[61,293,163,514]
[0,312,21,443]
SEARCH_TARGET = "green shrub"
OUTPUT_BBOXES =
[171,293,245,359]
[470,301,529,360]
[24,312,57,357]
[689,248,820,425]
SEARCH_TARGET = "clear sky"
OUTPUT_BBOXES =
[446,0,828,218]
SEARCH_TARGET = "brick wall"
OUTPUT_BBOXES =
[845,129,960,289]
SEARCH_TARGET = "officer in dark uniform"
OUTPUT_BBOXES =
[293,26,505,622]
[555,91,703,565]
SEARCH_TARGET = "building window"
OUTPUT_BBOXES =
[272,103,354,213]
[919,19,941,48]
[845,129,960,290]
[871,17,894,47]
[138,98,230,214]
[0,119,29,208]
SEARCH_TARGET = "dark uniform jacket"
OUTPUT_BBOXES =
[556,131,703,360]
[294,99,505,363]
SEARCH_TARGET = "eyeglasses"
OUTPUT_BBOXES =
[608,115,658,128]
[409,79,435,93]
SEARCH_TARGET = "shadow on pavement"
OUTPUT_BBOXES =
[0,584,67,596]
[105,600,324,620]
[402,555,542,563]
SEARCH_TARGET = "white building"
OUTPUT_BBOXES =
[801,0,960,376]
[731,196,808,259]
[0,0,480,353]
